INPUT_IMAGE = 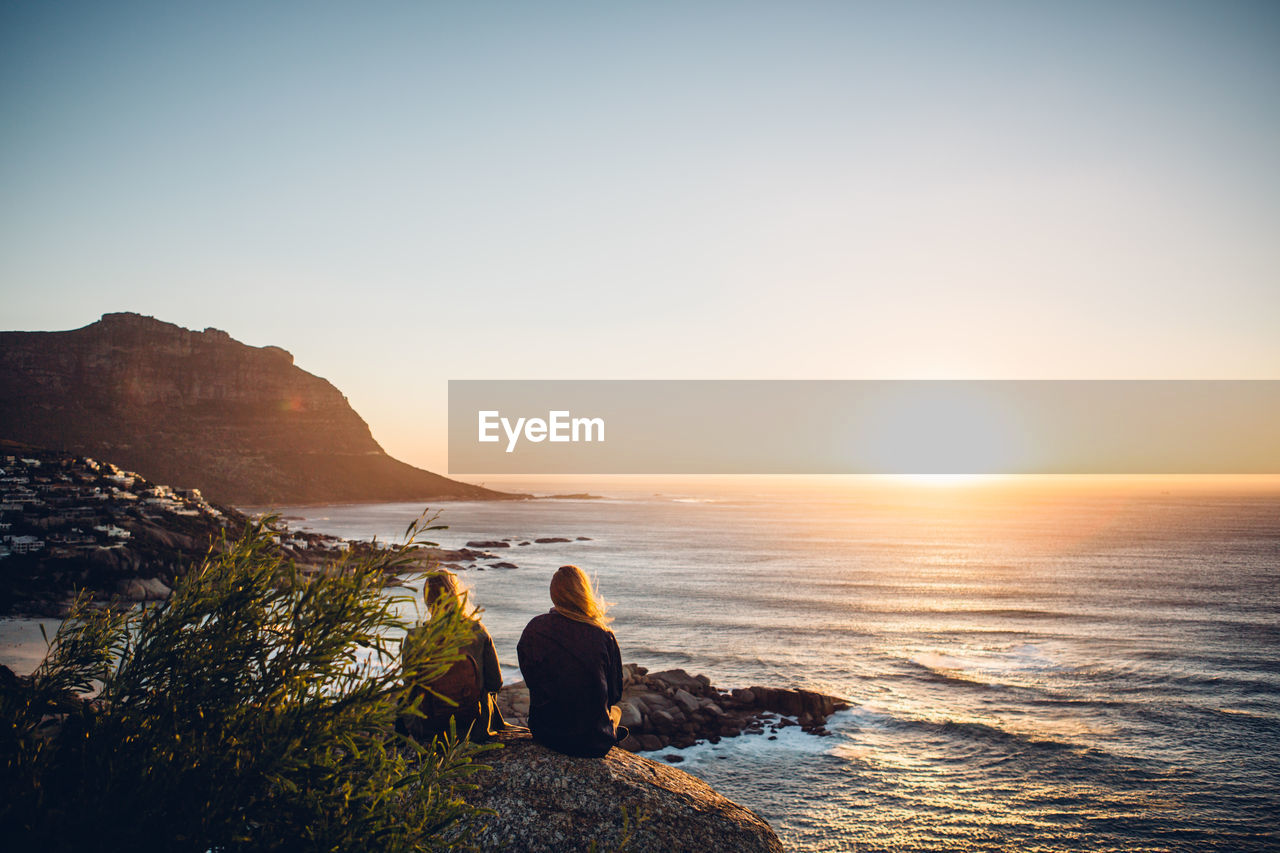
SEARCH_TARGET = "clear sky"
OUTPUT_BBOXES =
[2,1,1278,473]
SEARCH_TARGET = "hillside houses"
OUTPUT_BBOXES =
[0,451,227,563]
[1,445,361,614]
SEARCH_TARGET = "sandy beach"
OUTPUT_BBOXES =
[0,617,62,676]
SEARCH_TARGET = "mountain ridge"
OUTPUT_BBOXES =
[0,313,515,505]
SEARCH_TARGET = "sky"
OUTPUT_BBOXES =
[2,1,1278,473]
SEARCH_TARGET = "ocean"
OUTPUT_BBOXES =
[273,477,1280,852]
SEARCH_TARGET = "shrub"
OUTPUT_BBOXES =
[0,514,493,852]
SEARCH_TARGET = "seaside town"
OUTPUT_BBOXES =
[0,449,219,559]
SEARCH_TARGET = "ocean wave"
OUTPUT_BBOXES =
[894,646,1071,692]
[859,711,1090,756]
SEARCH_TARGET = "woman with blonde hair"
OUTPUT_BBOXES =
[400,571,505,743]
[517,565,626,757]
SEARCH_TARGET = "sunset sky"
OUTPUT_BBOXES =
[2,2,1278,473]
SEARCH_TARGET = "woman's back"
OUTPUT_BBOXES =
[517,566,625,758]
[400,572,505,743]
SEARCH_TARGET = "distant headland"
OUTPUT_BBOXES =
[0,313,520,505]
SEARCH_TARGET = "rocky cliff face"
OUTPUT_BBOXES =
[0,313,511,504]
[465,731,784,853]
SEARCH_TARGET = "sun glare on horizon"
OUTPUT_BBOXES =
[886,474,1002,487]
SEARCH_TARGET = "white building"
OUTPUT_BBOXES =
[4,535,44,554]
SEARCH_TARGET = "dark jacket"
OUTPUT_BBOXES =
[401,620,505,742]
[517,609,623,757]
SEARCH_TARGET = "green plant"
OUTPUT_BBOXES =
[0,513,494,852]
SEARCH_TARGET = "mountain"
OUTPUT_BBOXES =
[0,313,515,505]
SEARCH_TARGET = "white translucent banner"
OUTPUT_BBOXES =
[448,381,1280,474]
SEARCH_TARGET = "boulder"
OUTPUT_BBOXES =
[622,663,648,685]
[637,734,665,751]
[141,577,172,599]
[489,562,519,570]
[496,682,531,727]
[116,577,171,601]
[618,701,643,729]
[633,691,672,715]
[465,732,783,852]
[533,537,572,544]
[749,687,803,717]
[649,709,678,732]
[466,540,510,548]
[619,734,643,752]
[649,669,705,696]
[673,689,700,714]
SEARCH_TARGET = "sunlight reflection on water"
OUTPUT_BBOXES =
[277,480,1280,851]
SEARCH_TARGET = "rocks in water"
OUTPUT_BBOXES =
[489,561,518,570]
[533,537,572,544]
[517,541,531,546]
[496,665,849,755]
[465,540,509,549]
[745,685,842,722]
[575,536,593,541]
[411,547,496,566]
[465,730,783,853]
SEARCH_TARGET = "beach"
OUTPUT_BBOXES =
[0,616,61,676]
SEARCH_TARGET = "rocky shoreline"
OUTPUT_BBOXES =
[497,664,848,758]
[401,535,594,574]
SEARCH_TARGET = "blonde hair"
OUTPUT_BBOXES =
[425,570,473,618]
[550,565,612,629]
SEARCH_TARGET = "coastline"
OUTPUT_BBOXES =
[9,488,1280,850]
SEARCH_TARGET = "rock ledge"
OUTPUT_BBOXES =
[466,731,783,853]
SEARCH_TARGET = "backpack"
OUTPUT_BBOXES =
[406,648,483,739]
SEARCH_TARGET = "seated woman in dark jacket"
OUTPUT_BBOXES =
[400,571,505,743]
[517,565,626,757]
